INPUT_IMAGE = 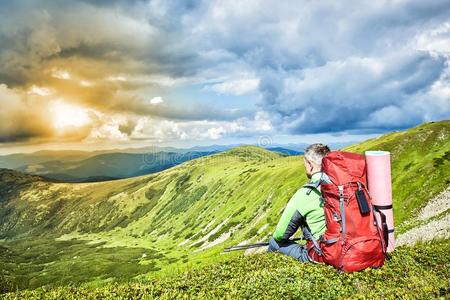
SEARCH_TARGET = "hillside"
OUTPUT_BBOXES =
[13,151,218,182]
[0,121,449,293]
[3,239,449,299]
[0,151,93,170]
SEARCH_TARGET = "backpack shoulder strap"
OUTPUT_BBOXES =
[303,181,321,195]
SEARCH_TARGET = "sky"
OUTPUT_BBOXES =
[0,0,449,154]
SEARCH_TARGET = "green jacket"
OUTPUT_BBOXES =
[273,172,330,242]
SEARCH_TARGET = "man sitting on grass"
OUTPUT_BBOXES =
[268,143,331,262]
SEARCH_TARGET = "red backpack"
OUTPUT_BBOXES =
[318,151,387,272]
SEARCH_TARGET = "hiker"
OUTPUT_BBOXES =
[268,143,331,262]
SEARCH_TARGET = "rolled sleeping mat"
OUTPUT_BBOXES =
[365,151,395,253]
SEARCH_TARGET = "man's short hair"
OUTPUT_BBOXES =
[304,143,330,166]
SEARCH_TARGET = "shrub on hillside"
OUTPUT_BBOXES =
[0,275,16,294]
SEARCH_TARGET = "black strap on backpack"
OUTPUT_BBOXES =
[373,205,391,249]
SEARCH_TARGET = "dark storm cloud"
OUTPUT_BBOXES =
[183,0,450,133]
[256,52,447,134]
[0,0,202,86]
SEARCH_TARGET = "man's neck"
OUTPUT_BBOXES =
[310,171,322,181]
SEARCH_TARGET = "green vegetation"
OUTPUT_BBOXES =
[2,239,449,299]
[0,120,449,296]
[345,120,450,225]
[0,238,164,291]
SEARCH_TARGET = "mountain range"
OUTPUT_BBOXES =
[0,145,308,182]
[0,120,448,295]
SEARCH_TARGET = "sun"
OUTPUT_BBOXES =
[50,100,90,130]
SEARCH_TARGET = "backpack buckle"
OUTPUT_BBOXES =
[333,212,341,222]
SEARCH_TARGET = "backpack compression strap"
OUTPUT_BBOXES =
[373,205,392,248]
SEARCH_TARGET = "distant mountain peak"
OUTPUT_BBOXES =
[221,145,282,160]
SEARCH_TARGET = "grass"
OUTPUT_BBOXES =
[0,238,164,291]
[2,238,449,299]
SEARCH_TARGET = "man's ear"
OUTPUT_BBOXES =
[306,160,312,171]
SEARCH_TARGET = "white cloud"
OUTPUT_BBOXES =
[51,69,71,80]
[414,22,450,54]
[28,85,53,96]
[80,80,94,87]
[106,75,127,82]
[254,111,272,131]
[86,123,129,142]
[149,96,164,105]
[208,78,260,96]
[206,127,226,140]
[128,115,272,142]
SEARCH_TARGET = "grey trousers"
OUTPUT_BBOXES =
[267,237,311,262]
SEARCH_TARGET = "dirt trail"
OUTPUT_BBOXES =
[397,186,450,246]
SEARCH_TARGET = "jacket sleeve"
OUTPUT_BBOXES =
[272,190,307,242]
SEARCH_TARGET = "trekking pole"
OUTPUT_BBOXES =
[223,237,303,252]
[223,242,270,252]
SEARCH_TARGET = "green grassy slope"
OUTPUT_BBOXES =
[0,121,449,292]
[3,239,449,299]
